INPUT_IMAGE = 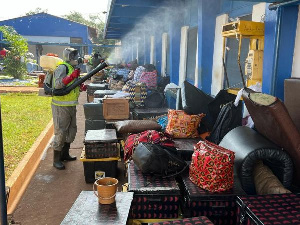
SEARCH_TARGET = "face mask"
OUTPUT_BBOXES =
[69,60,78,66]
[69,57,83,66]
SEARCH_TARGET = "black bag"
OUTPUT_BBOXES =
[132,142,187,177]
[144,90,165,108]
[207,101,242,144]
[208,89,237,124]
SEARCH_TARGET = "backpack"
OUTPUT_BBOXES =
[44,64,69,96]
[207,101,242,144]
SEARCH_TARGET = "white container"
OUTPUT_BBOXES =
[40,55,63,71]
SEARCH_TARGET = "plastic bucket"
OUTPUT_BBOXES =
[93,177,118,204]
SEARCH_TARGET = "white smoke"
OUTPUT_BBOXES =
[107,0,188,64]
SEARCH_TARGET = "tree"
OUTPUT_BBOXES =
[0,26,28,79]
[64,12,116,59]
[26,7,48,16]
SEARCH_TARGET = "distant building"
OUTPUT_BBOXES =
[0,13,97,66]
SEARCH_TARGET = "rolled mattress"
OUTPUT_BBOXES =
[219,126,293,194]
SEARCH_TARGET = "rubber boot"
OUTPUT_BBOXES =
[61,143,77,161]
[53,151,65,170]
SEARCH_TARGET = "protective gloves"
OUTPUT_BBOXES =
[62,68,80,85]
[80,83,87,92]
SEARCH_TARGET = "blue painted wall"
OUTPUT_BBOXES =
[169,1,184,84]
[144,34,150,64]
[262,5,299,100]
[221,0,259,17]
[197,0,220,93]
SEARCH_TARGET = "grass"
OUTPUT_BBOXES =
[0,93,52,180]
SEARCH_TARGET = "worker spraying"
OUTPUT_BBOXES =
[51,47,85,170]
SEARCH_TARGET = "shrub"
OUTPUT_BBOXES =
[0,26,28,79]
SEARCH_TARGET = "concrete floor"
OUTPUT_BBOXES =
[12,90,127,225]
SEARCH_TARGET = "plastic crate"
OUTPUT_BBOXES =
[80,150,119,183]
[85,142,119,159]
[85,119,106,133]
[128,161,180,219]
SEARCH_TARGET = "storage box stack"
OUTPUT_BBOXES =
[236,193,300,225]
[94,90,118,99]
[83,100,105,133]
[84,90,119,132]
[132,108,168,120]
[86,83,108,102]
[180,172,245,225]
[149,216,214,225]
[102,97,130,120]
[81,129,119,183]
[128,161,181,220]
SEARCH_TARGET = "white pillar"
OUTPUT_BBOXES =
[252,3,267,22]
[150,36,155,65]
[179,26,189,86]
[292,5,300,78]
[211,14,228,96]
[161,33,168,77]
[194,34,199,87]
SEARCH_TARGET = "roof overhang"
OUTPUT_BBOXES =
[104,0,167,39]
[104,0,300,40]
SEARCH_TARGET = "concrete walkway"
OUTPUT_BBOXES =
[12,91,127,225]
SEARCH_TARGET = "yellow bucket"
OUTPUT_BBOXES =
[93,177,118,204]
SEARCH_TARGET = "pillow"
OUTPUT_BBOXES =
[114,120,161,134]
[254,160,291,195]
[165,109,205,138]
[156,115,168,131]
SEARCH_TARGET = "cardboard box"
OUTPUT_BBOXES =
[103,98,129,120]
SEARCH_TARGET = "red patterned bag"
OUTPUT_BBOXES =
[189,140,235,192]
[123,130,175,161]
[139,71,157,89]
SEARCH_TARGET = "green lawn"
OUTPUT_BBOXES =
[0,93,52,180]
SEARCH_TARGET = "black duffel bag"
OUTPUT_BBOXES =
[144,90,165,108]
[132,142,187,177]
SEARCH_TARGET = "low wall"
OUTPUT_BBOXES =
[6,120,53,214]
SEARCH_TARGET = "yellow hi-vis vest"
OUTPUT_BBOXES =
[52,62,80,106]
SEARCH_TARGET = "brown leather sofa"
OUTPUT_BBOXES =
[242,88,300,186]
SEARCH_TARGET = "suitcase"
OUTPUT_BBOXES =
[83,102,104,120]
[180,172,246,225]
[128,161,181,219]
[93,90,117,98]
[87,83,108,102]
[84,129,118,159]
[236,193,300,225]
[174,138,201,161]
[85,119,106,133]
[132,107,168,120]
[87,83,108,95]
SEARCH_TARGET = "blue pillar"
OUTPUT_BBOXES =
[197,0,220,94]
[263,5,298,100]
